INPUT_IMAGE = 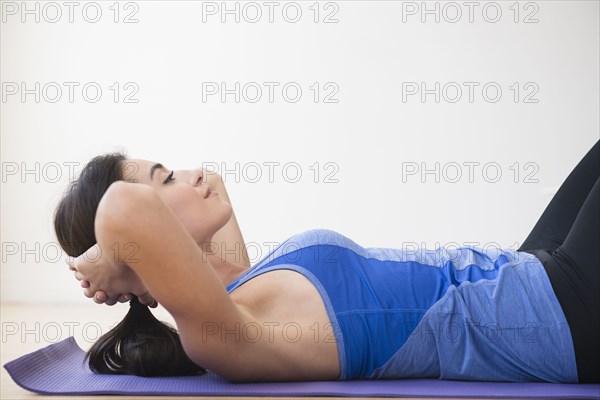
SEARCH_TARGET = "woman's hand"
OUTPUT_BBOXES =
[67,243,157,307]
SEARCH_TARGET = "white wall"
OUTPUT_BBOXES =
[1,1,598,304]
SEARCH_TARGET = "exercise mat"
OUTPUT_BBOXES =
[4,337,599,398]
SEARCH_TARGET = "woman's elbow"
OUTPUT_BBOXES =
[95,181,157,236]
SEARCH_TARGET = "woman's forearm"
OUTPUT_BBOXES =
[94,181,244,322]
[93,181,156,267]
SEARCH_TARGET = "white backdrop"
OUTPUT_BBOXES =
[1,1,599,304]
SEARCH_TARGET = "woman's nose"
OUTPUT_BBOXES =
[188,171,203,187]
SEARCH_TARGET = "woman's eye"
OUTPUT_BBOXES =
[163,171,176,184]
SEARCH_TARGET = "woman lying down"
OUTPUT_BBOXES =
[55,142,599,383]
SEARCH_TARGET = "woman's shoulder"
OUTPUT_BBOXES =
[281,228,363,251]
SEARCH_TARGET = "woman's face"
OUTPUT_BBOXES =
[120,158,232,244]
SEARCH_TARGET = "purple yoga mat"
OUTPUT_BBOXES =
[4,337,599,398]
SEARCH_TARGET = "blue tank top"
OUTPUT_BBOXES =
[225,229,578,382]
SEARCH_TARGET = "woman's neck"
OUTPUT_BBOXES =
[206,254,249,286]
[199,239,249,286]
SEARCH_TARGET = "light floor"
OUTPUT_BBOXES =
[1,302,488,400]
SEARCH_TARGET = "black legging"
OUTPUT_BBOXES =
[518,139,599,383]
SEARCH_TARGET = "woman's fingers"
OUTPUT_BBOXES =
[104,298,118,306]
[103,293,132,306]
[137,293,157,308]
[83,287,144,307]
[117,294,132,303]
[85,290,131,306]
[92,291,107,304]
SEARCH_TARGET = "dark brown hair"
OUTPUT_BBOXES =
[54,152,205,377]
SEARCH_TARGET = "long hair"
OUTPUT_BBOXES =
[54,152,205,376]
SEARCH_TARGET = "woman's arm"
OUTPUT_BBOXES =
[93,181,255,378]
[72,170,249,306]
[204,171,251,270]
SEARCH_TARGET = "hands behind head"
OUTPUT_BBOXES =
[67,243,157,308]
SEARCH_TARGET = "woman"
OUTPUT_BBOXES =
[55,141,599,383]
